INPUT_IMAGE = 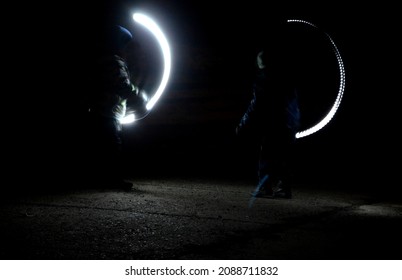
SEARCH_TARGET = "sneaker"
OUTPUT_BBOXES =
[272,180,292,199]
[113,180,133,190]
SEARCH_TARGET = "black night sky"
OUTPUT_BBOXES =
[8,0,400,193]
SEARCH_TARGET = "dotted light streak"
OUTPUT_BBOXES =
[287,19,346,139]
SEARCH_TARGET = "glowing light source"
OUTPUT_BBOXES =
[119,113,135,124]
[287,19,346,139]
[133,13,171,111]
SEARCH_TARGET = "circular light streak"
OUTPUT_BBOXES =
[134,13,171,111]
[120,13,171,124]
[287,19,346,139]
[119,112,135,124]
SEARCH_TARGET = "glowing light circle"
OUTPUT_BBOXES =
[119,13,171,124]
[287,19,346,139]
[134,13,171,111]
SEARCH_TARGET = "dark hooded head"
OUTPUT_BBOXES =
[99,25,133,56]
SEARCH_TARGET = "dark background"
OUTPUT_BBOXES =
[7,0,400,193]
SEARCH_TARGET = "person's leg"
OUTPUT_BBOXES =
[87,115,131,189]
[252,142,277,197]
[253,136,293,198]
[104,120,133,189]
[271,136,295,198]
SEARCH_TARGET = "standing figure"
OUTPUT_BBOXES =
[86,24,146,190]
[236,33,301,199]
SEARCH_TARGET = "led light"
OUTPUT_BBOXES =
[119,113,135,124]
[287,19,346,139]
[133,13,171,111]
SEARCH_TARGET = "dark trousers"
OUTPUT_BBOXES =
[258,132,296,187]
[86,113,124,185]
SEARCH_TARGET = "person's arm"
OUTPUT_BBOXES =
[115,57,147,110]
[236,79,266,137]
[237,92,257,135]
[114,57,139,99]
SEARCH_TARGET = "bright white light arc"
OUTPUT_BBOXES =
[133,13,171,111]
[119,113,135,124]
[287,19,346,139]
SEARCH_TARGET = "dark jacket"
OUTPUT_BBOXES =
[90,54,143,120]
[237,56,300,144]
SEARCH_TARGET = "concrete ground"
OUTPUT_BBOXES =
[1,177,401,260]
